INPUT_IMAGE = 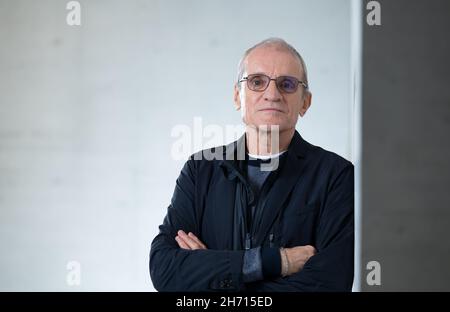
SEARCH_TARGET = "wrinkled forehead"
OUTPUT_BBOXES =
[244,46,303,78]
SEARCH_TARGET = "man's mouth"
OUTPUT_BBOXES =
[260,108,283,112]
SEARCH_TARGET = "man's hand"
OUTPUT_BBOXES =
[175,230,207,250]
[283,245,316,276]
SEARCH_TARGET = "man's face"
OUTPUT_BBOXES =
[234,47,312,132]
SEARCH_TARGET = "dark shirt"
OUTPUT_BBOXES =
[242,152,287,282]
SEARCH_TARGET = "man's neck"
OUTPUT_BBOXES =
[245,126,294,156]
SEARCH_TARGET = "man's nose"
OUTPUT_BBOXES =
[264,80,282,101]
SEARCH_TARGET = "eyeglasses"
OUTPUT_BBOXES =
[239,74,308,94]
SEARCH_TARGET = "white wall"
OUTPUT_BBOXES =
[0,0,352,291]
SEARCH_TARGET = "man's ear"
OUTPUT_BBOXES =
[299,91,312,117]
[234,84,241,111]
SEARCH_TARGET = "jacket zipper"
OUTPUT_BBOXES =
[245,233,251,250]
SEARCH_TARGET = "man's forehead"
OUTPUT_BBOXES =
[245,47,303,76]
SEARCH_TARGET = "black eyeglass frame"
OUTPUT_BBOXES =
[238,74,308,93]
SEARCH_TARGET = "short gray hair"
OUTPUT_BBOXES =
[236,37,309,89]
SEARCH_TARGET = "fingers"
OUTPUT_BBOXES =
[284,245,317,275]
[187,232,207,249]
[175,236,190,249]
[305,245,317,257]
[175,230,207,250]
[295,245,316,262]
[177,230,206,249]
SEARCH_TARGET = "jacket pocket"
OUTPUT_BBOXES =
[280,202,319,247]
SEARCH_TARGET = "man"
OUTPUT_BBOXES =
[150,38,354,291]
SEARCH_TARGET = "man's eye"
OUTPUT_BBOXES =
[249,76,265,88]
[280,79,295,90]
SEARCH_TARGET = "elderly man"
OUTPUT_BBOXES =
[150,38,354,291]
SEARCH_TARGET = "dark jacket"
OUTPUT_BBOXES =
[150,131,354,291]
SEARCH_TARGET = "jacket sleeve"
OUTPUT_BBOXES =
[245,163,354,292]
[149,158,245,291]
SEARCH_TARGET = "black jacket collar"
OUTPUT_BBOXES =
[220,130,308,178]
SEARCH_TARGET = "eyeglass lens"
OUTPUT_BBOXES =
[247,74,299,93]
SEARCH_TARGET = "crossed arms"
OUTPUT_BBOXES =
[150,159,354,291]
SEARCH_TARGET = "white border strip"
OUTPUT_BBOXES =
[351,0,363,292]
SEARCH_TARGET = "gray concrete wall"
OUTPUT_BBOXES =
[362,0,450,291]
